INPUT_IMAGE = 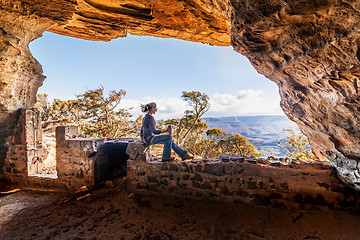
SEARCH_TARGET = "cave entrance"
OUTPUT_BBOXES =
[28,31,291,170]
[26,110,57,179]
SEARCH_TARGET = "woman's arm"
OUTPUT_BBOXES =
[149,115,170,134]
[149,115,161,134]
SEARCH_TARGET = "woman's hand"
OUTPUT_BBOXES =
[160,125,172,134]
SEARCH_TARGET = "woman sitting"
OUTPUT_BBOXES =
[140,102,193,161]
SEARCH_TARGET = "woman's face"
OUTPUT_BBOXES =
[149,107,157,115]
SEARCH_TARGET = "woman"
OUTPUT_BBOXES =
[140,102,193,161]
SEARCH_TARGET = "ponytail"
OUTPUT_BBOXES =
[140,102,157,113]
[140,104,149,113]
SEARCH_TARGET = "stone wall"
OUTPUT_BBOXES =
[127,157,360,209]
[4,108,44,182]
[55,126,100,190]
[3,118,131,191]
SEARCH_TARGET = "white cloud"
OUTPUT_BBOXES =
[208,90,283,117]
[236,89,263,99]
[121,97,188,120]
[121,89,284,120]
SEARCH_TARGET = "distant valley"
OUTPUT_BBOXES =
[202,115,298,157]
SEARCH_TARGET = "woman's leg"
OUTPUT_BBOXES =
[150,134,172,158]
[171,141,187,158]
[150,134,187,158]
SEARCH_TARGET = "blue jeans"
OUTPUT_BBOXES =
[150,134,187,159]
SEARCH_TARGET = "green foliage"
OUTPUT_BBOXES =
[36,86,140,139]
[196,139,222,159]
[34,94,51,121]
[196,128,261,159]
[161,91,210,156]
[195,128,227,158]
[75,86,132,138]
[179,91,210,146]
[278,127,316,161]
[219,134,261,157]
[36,88,261,159]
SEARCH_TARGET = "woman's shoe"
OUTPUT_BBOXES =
[181,153,194,161]
[162,157,175,162]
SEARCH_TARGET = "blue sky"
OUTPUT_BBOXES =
[30,32,284,119]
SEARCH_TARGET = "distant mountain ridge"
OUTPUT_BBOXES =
[202,115,298,157]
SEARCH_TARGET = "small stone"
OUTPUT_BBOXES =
[248,181,258,189]
[204,164,214,174]
[246,159,257,164]
[270,192,283,199]
[219,155,229,161]
[304,194,314,204]
[200,182,212,190]
[148,184,159,192]
[317,182,330,189]
[314,194,328,206]
[220,186,229,194]
[169,164,178,171]
[280,182,289,190]
[160,179,169,185]
[105,180,115,188]
[270,162,281,167]
[137,171,146,176]
[195,165,203,172]
[191,173,203,182]
[192,181,200,188]
[148,176,159,183]
[182,174,190,180]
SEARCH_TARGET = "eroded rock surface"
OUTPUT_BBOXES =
[0,9,51,172]
[0,0,360,189]
[230,0,360,188]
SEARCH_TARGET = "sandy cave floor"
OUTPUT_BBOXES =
[1,179,360,240]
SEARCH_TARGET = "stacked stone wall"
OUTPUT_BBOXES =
[0,111,19,176]
[127,158,360,209]
[4,109,44,181]
[55,126,101,190]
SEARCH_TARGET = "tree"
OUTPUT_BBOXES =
[34,94,51,121]
[278,127,316,161]
[75,86,132,138]
[179,91,210,146]
[49,99,81,123]
[36,86,138,139]
[206,128,227,142]
[195,128,226,158]
[196,139,222,159]
[219,134,261,157]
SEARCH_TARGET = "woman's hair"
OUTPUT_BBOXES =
[140,102,157,113]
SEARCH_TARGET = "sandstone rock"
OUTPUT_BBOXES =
[1,0,360,189]
[125,141,151,161]
[230,0,360,189]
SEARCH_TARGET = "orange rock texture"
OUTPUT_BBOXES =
[231,0,360,188]
[1,0,360,188]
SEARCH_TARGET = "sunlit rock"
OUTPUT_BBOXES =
[0,0,360,189]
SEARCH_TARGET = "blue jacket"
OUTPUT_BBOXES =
[140,114,161,145]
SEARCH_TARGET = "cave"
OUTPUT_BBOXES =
[2,0,360,238]
[1,0,360,189]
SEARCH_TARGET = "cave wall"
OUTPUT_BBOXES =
[0,9,52,174]
[0,0,360,188]
[230,0,360,188]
